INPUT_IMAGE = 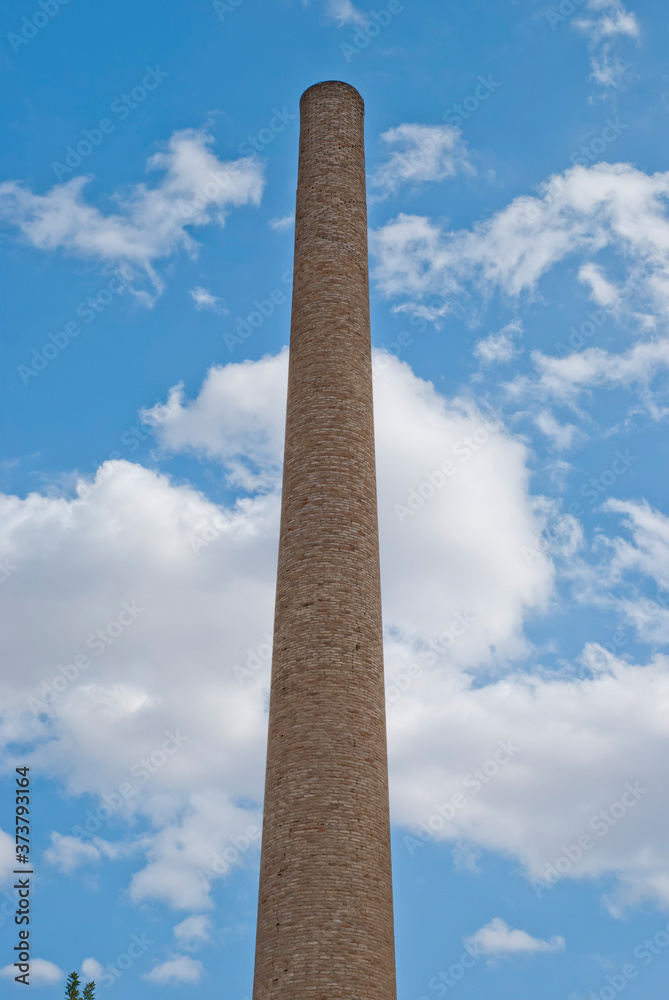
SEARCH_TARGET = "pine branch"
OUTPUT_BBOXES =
[65,971,82,1000]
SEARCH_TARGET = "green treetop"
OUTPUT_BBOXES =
[65,972,81,1000]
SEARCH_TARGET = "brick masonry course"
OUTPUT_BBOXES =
[251,81,397,1000]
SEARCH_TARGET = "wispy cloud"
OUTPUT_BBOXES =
[534,410,579,451]
[371,163,669,322]
[189,286,227,313]
[474,322,522,365]
[326,0,368,27]
[525,339,669,417]
[574,0,640,88]
[370,123,474,201]
[269,213,294,232]
[0,129,264,306]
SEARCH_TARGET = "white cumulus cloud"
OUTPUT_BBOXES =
[44,832,101,873]
[0,958,64,986]
[465,917,565,957]
[143,954,204,984]
[173,914,213,949]
[143,348,289,491]
[81,958,104,980]
[1,351,669,918]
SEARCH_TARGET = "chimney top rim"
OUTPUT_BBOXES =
[300,81,364,108]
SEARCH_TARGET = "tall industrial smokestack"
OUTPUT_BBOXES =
[252,80,397,1000]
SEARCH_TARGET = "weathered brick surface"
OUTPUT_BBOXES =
[251,81,397,1000]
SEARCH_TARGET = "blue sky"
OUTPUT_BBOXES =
[1,0,669,996]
